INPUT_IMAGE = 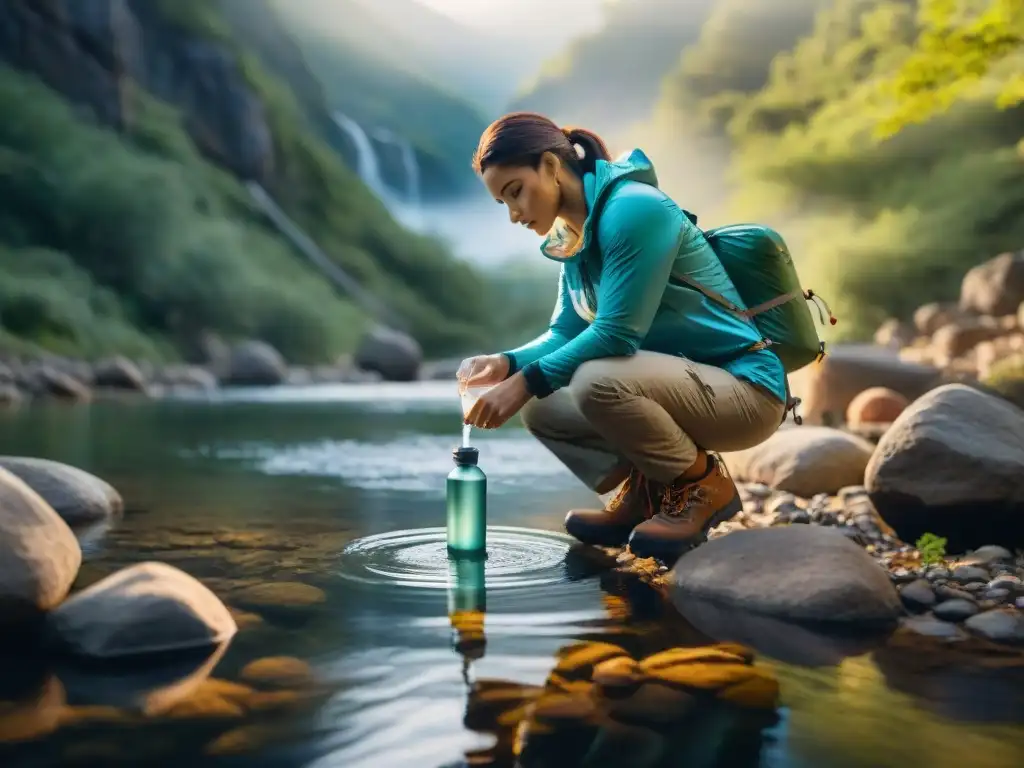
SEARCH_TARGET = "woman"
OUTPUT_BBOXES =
[458,112,786,562]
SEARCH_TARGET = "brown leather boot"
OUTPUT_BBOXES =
[627,454,742,562]
[564,468,657,547]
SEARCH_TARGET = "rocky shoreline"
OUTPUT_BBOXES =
[0,329,463,406]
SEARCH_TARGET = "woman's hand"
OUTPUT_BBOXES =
[456,354,510,389]
[465,372,532,429]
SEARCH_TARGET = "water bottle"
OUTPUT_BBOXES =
[447,446,486,556]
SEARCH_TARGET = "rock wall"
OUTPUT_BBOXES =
[0,0,274,180]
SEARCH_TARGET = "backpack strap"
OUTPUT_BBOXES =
[673,274,803,319]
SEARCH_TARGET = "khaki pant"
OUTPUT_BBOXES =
[520,351,785,493]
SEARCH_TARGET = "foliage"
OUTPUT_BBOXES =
[645,0,1024,339]
[0,66,365,363]
[877,0,1024,137]
[915,532,948,565]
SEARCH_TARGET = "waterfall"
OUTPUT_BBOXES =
[332,112,423,227]
[331,112,388,200]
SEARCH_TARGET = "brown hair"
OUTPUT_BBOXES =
[472,111,611,177]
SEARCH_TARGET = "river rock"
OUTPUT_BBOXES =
[92,356,147,391]
[959,251,1024,316]
[48,562,237,659]
[0,457,123,526]
[667,526,902,624]
[963,608,1024,645]
[865,384,1024,552]
[222,341,287,386]
[787,344,943,426]
[899,579,936,611]
[846,387,908,427]
[914,302,966,336]
[721,426,873,497]
[354,325,423,382]
[0,467,82,626]
[933,599,979,622]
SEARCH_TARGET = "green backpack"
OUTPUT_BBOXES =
[675,220,835,422]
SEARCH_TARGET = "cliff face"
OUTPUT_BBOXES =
[0,0,282,182]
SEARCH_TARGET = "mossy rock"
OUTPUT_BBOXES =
[981,354,1024,411]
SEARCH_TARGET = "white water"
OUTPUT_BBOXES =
[332,112,542,266]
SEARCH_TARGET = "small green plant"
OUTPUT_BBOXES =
[916,532,947,566]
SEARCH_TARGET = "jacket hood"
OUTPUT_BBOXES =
[541,148,659,263]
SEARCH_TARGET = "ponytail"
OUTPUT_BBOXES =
[561,126,611,176]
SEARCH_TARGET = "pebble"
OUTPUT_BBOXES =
[964,609,1024,645]
[925,567,951,582]
[934,585,976,603]
[899,579,936,610]
[765,494,798,518]
[982,588,1011,603]
[787,509,811,525]
[743,483,774,500]
[889,567,919,584]
[964,582,987,593]
[837,485,868,501]
[902,615,968,641]
[933,599,979,622]
[952,566,990,584]
[988,575,1022,592]
[1017,597,1024,610]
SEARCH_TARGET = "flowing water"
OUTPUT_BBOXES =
[0,382,1022,768]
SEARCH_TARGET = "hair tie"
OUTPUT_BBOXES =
[574,143,585,159]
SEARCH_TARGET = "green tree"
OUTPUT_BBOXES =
[879,0,1024,136]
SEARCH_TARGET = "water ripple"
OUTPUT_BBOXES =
[338,526,576,590]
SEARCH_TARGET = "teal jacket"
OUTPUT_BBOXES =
[503,149,787,404]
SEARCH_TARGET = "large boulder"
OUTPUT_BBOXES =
[354,325,423,382]
[667,526,902,625]
[787,344,943,426]
[0,457,123,526]
[48,562,237,659]
[721,426,874,497]
[959,251,1024,317]
[865,384,1024,552]
[0,468,82,628]
[223,340,287,386]
[92,356,148,391]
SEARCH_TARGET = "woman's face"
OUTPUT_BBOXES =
[481,153,561,235]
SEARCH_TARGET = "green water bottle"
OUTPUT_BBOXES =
[447,446,487,556]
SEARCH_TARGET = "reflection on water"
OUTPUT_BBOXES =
[0,386,1022,767]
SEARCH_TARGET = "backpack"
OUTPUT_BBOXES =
[676,218,836,424]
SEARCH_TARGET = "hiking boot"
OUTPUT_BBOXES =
[564,468,656,547]
[627,454,742,562]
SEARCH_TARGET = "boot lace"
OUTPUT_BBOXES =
[661,483,711,522]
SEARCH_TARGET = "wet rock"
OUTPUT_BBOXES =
[223,341,287,387]
[354,324,423,382]
[92,356,147,391]
[0,468,82,627]
[933,599,979,622]
[865,384,1024,551]
[36,366,92,401]
[899,579,936,611]
[155,365,218,392]
[901,615,969,641]
[0,457,123,526]
[238,657,314,690]
[927,567,951,583]
[721,426,874,497]
[846,387,909,427]
[988,575,1023,593]
[667,526,902,624]
[982,588,1011,602]
[48,562,237,659]
[963,609,1024,645]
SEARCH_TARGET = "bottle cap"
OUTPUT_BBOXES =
[452,446,479,466]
